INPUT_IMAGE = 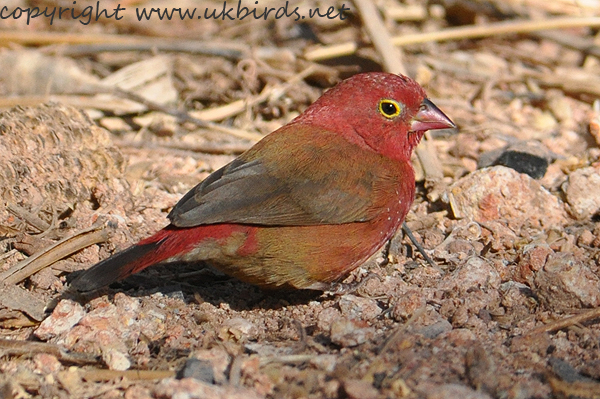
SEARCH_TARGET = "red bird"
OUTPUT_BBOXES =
[70,73,455,292]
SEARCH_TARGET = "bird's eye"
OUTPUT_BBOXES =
[378,99,402,119]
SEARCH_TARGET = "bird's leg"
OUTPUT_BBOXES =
[402,222,439,269]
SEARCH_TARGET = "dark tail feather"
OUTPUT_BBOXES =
[68,225,223,292]
[68,240,165,292]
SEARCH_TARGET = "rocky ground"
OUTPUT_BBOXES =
[1,0,600,398]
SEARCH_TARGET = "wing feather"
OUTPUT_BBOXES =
[168,125,386,227]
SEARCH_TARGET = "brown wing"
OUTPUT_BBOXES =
[168,125,389,227]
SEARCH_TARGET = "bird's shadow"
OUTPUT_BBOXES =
[61,261,324,311]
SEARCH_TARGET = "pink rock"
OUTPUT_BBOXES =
[439,257,501,293]
[424,383,493,399]
[444,166,568,231]
[33,353,62,374]
[534,252,600,309]
[190,348,230,384]
[34,300,85,341]
[391,290,427,321]
[154,378,264,399]
[219,317,258,342]
[338,295,382,320]
[317,307,342,332]
[330,318,375,347]
[343,379,379,399]
[563,166,600,219]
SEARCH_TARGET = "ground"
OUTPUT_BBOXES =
[1,0,600,398]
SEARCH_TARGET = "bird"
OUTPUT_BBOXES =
[69,72,455,292]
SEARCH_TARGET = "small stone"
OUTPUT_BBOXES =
[29,267,60,290]
[443,166,568,231]
[511,333,553,356]
[578,230,594,247]
[549,358,592,383]
[478,140,552,179]
[244,343,292,358]
[547,90,573,123]
[338,295,382,320]
[33,353,62,375]
[113,292,140,313]
[439,327,477,346]
[391,290,427,321]
[533,252,600,309]
[593,225,600,248]
[589,100,600,146]
[219,318,258,342]
[563,166,600,219]
[124,385,152,399]
[439,257,501,293]
[99,117,132,133]
[240,356,274,396]
[35,300,85,341]
[190,348,230,384]
[309,355,338,372]
[425,383,493,399]
[532,111,558,132]
[56,367,84,394]
[323,379,342,398]
[103,349,131,371]
[63,296,140,354]
[154,378,264,399]
[330,318,375,347]
[343,379,378,399]
[317,307,342,332]
[416,319,453,339]
[516,245,553,284]
[137,307,167,342]
[499,281,536,323]
[177,358,214,383]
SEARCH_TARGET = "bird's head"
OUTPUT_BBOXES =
[296,73,455,161]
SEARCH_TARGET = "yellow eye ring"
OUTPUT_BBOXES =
[378,99,402,119]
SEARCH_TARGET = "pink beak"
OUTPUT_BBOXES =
[410,99,456,133]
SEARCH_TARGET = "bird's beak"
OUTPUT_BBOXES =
[410,98,456,133]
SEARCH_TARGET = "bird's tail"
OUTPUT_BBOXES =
[68,226,198,293]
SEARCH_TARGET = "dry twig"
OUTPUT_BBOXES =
[190,64,319,123]
[6,202,50,232]
[354,0,406,75]
[0,31,246,59]
[305,16,600,61]
[0,339,99,365]
[0,223,112,285]
[392,16,600,46]
[80,369,175,382]
[525,307,600,336]
[115,139,251,155]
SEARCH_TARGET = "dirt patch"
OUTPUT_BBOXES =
[1,1,600,398]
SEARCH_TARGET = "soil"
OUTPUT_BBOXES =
[1,1,600,398]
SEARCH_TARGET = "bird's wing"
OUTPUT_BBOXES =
[168,125,393,227]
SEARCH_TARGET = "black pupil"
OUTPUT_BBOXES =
[382,102,397,115]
